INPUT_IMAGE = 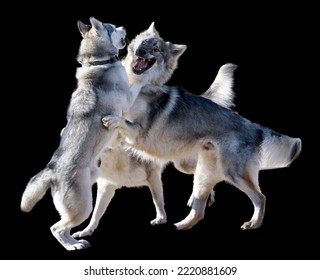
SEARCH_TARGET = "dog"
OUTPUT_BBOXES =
[20,17,144,251]
[103,73,302,231]
[72,22,238,239]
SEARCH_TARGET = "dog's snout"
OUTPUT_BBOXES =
[136,47,147,57]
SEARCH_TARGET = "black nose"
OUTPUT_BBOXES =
[136,47,147,57]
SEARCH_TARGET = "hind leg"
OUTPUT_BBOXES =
[50,220,91,251]
[72,179,117,238]
[51,176,93,250]
[175,149,221,230]
[229,164,266,230]
[147,164,167,225]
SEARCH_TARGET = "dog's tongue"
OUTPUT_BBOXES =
[134,58,148,72]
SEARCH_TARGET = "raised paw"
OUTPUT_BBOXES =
[102,115,124,130]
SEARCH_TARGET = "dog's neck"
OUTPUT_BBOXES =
[83,56,119,67]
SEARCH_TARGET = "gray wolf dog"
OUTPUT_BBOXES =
[20,17,143,251]
[72,22,237,239]
[103,74,302,231]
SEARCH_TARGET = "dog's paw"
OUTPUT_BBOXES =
[65,239,91,251]
[240,220,262,230]
[150,215,167,225]
[174,220,193,230]
[102,115,123,129]
[72,229,93,238]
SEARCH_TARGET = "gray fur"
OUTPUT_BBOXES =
[20,17,142,251]
[103,80,302,231]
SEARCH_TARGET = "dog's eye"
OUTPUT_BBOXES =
[153,47,160,52]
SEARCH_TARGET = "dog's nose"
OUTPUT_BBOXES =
[136,47,147,57]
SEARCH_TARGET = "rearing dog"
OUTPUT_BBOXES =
[20,17,143,251]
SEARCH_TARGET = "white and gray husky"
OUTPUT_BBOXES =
[20,17,143,251]
[72,23,239,239]
[103,55,302,232]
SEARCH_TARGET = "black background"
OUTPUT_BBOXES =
[3,4,318,260]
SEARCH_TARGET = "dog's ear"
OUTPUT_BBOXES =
[147,22,160,37]
[89,17,104,36]
[168,43,187,58]
[77,21,91,37]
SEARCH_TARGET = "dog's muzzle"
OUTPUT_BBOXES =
[133,48,157,75]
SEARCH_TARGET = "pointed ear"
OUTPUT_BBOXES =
[170,44,187,58]
[147,22,160,37]
[77,20,91,37]
[89,17,104,35]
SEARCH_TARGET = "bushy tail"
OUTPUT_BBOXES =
[201,63,237,109]
[21,168,52,212]
[259,132,302,170]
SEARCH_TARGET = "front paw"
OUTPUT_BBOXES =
[102,115,124,130]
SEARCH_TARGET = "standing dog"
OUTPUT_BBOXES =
[20,17,142,251]
[72,23,237,239]
[103,78,302,231]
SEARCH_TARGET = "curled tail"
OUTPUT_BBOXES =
[21,168,52,212]
[201,63,237,109]
[259,132,302,170]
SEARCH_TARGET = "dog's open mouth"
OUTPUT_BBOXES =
[133,57,156,75]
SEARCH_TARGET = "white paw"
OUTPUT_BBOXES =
[72,229,94,238]
[240,220,262,230]
[150,216,167,225]
[65,239,91,251]
[174,220,192,230]
[174,222,187,230]
[102,115,123,129]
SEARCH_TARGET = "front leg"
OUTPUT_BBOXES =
[101,115,141,144]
